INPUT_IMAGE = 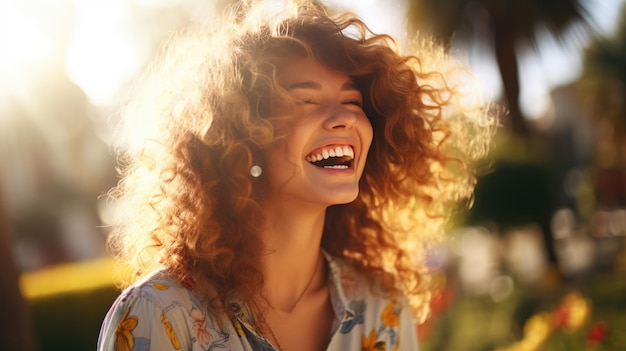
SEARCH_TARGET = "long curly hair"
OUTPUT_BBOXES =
[107,0,497,322]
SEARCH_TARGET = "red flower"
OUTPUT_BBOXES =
[553,305,569,328]
[552,292,591,331]
[586,321,608,346]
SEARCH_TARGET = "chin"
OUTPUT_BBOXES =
[326,189,360,206]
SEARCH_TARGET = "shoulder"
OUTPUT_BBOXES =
[106,272,207,326]
[98,272,234,351]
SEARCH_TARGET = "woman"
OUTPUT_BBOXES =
[98,1,496,350]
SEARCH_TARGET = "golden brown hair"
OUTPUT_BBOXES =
[108,0,497,322]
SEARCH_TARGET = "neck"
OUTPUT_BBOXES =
[259,197,328,312]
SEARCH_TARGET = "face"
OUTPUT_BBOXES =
[262,57,373,208]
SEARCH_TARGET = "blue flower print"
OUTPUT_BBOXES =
[340,300,366,334]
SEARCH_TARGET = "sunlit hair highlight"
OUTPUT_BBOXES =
[107,0,497,323]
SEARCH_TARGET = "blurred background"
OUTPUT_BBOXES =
[1,0,625,350]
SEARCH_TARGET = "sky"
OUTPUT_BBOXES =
[513,0,625,120]
[0,0,624,120]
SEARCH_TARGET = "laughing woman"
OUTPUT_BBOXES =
[97,1,497,350]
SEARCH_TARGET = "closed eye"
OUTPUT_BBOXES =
[295,97,319,105]
[343,100,362,107]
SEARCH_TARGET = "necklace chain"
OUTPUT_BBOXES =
[270,253,322,312]
[262,253,323,351]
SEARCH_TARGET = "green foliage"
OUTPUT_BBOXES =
[28,285,119,351]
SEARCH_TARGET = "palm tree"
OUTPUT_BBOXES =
[408,0,595,138]
[579,3,626,207]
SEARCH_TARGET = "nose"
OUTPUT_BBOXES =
[323,104,357,130]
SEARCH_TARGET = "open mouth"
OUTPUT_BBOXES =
[305,145,354,169]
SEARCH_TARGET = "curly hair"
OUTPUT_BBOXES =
[107,0,497,323]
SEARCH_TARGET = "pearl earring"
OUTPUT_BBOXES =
[250,165,262,178]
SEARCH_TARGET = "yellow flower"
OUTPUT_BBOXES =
[496,326,554,351]
[563,292,591,331]
[381,302,399,327]
[362,328,386,351]
[161,312,181,350]
[521,313,553,349]
[495,292,594,351]
[115,307,138,351]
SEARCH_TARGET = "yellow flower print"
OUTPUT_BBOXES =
[361,328,386,351]
[115,307,138,351]
[233,319,245,337]
[153,282,169,290]
[381,302,399,327]
[161,312,181,350]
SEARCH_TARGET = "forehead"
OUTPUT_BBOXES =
[277,57,354,89]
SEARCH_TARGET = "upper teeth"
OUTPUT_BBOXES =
[306,145,354,162]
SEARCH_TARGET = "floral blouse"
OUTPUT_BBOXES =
[97,254,419,351]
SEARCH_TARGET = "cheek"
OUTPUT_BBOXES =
[360,117,374,152]
[265,137,303,177]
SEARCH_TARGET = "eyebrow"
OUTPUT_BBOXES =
[286,80,359,92]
